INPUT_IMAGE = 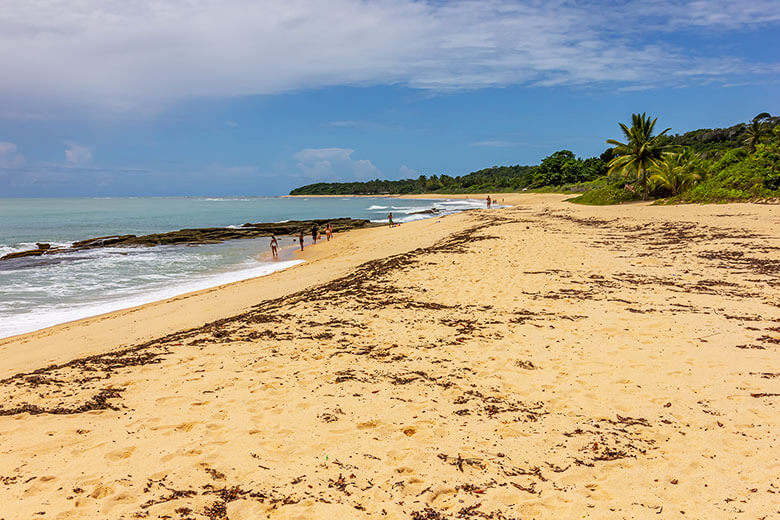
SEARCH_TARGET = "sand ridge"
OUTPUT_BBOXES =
[0,195,778,519]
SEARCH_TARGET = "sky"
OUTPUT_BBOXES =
[0,0,778,197]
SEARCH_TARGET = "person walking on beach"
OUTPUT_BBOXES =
[312,225,319,244]
[486,195,492,209]
[270,235,278,258]
[298,230,304,251]
[388,212,394,227]
[326,223,333,241]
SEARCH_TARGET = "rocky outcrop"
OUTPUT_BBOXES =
[1,218,376,261]
[408,208,440,215]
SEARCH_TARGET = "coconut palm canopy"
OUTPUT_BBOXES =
[649,150,703,195]
[606,113,674,200]
[743,117,772,153]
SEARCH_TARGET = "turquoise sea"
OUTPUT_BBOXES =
[0,196,484,338]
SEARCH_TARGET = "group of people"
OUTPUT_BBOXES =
[270,223,334,257]
[271,198,498,258]
[486,195,504,208]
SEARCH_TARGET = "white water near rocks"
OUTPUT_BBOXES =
[0,196,483,338]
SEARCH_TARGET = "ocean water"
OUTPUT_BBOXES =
[0,196,485,338]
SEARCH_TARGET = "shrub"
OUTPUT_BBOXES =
[567,181,640,205]
[673,151,780,202]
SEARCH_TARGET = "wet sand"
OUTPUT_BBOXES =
[1,194,779,519]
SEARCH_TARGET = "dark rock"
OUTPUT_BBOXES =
[35,243,51,250]
[408,208,440,215]
[1,249,51,260]
[71,235,137,248]
[1,218,378,262]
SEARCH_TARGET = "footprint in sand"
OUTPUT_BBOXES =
[89,483,113,499]
[428,486,457,504]
[155,396,185,405]
[161,447,204,461]
[105,446,135,460]
[174,422,197,432]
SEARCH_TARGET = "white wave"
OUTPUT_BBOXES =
[436,199,484,207]
[0,245,23,256]
[396,214,434,223]
[0,241,74,257]
[367,205,388,210]
[0,259,303,339]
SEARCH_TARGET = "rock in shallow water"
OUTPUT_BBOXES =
[0,218,377,261]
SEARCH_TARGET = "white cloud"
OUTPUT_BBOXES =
[642,0,780,28]
[470,140,522,148]
[327,120,400,131]
[469,139,551,148]
[64,141,93,165]
[399,165,418,178]
[0,142,24,167]
[0,0,777,111]
[294,147,380,180]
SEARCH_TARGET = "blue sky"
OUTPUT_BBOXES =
[0,0,778,197]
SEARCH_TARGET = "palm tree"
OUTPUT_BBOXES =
[743,115,771,153]
[649,150,701,196]
[606,113,673,200]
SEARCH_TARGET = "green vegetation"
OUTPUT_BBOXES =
[290,112,780,204]
[290,165,538,195]
[290,152,608,195]
[571,112,779,205]
[566,178,640,205]
[606,113,673,200]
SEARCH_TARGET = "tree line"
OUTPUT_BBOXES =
[290,113,780,203]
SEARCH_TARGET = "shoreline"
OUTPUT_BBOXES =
[287,192,573,206]
[0,198,478,345]
[1,194,779,518]
[0,209,470,378]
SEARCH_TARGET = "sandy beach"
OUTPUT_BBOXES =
[1,194,779,519]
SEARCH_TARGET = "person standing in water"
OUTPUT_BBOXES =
[298,230,304,251]
[270,235,278,258]
[486,195,492,209]
[388,212,394,227]
[312,224,319,244]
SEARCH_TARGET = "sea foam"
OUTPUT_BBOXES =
[0,259,302,339]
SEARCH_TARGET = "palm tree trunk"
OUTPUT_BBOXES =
[641,168,648,200]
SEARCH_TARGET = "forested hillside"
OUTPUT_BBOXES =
[290,153,607,195]
[291,113,780,203]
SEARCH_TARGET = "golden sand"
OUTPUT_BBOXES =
[1,194,778,519]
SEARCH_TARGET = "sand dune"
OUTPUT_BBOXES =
[1,195,778,519]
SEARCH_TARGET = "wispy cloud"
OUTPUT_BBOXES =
[641,0,780,28]
[469,139,550,148]
[326,120,401,131]
[0,142,25,168]
[0,0,777,111]
[294,148,380,180]
[64,141,93,165]
[471,140,522,148]
[399,165,418,178]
